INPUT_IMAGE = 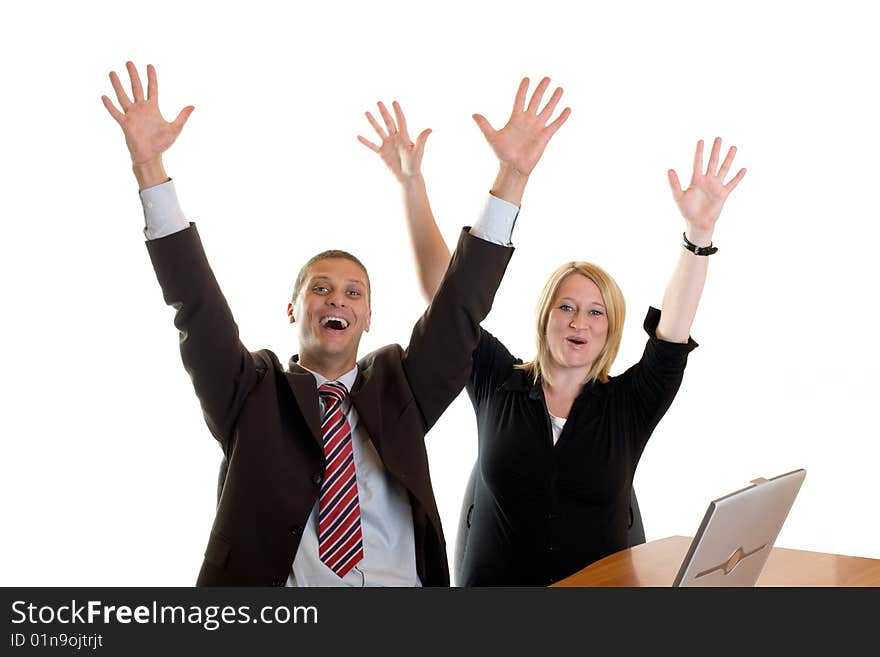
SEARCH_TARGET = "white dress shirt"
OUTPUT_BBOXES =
[288,365,420,586]
[139,179,519,586]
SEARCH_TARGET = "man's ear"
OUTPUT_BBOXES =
[287,302,295,324]
[364,307,371,333]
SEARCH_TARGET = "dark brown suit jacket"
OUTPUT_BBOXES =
[146,224,513,586]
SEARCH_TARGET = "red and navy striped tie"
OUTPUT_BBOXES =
[317,382,364,578]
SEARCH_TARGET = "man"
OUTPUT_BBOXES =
[102,62,569,586]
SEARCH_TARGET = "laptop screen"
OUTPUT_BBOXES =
[672,468,806,587]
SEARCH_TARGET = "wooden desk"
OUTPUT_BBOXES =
[552,536,880,587]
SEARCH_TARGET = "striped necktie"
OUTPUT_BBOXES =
[317,381,364,578]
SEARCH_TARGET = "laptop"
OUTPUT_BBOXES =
[672,468,806,587]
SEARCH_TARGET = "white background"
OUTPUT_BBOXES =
[1,0,877,586]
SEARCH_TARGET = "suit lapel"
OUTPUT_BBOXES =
[285,358,322,449]
[350,361,383,458]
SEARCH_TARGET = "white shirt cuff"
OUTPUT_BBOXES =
[140,180,189,240]
[469,194,519,246]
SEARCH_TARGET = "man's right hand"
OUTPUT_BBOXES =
[102,61,194,190]
[472,76,571,206]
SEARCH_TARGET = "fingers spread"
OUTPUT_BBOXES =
[692,139,705,178]
[537,86,564,122]
[127,61,145,103]
[101,95,124,124]
[392,101,408,137]
[415,128,432,151]
[472,113,494,138]
[667,169,683,200]
[171,105,194,134]
[377,101,397,135]
[147,64,158,101]
[717,145,737,180]
[544,106,571,137]
[412,128,432,161]
[724,167,747,192]
[707,136,722,175]
[526,76,550,114]
[357,135,380,152]
[512,77,529,114]
[365,111,387,139]
[109,70,132,110]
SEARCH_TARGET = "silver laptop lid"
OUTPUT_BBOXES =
[672,468,806,587]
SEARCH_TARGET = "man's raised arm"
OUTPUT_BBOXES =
[400,76,571,429]
[102,61,256,447]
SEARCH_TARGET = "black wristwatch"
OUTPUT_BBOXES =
[682,232,718,256]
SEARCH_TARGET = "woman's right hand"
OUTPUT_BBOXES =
[358,100,431,184]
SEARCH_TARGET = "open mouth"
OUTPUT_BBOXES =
[567,337,586,346]
[320,316,350,331]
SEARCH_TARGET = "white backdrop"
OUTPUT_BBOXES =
[2,0,878,585]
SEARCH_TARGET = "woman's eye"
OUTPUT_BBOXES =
[590,309,604,316]
[559,304,574,312]
[313,286,329,294]
[347,290,361,297]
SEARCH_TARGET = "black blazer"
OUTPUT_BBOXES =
[146,224,513,586]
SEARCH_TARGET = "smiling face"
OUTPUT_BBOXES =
[544,273,609,377]
[287,257,371,377]
[527,261,625,387]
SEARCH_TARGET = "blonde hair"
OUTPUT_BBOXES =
[516,262,626,387]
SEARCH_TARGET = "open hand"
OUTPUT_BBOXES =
[101,61,194,167]
[668,137,746,243]
[358,101,431,183]
[473,77,571,177]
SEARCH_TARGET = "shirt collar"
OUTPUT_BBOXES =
[297,362,359,393]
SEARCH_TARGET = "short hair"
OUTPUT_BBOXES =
[291,250,371,305]
[515,262,626,387]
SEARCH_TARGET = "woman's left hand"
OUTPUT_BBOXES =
[667,137,746,245]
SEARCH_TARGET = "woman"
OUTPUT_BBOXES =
[358,79,746,586]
